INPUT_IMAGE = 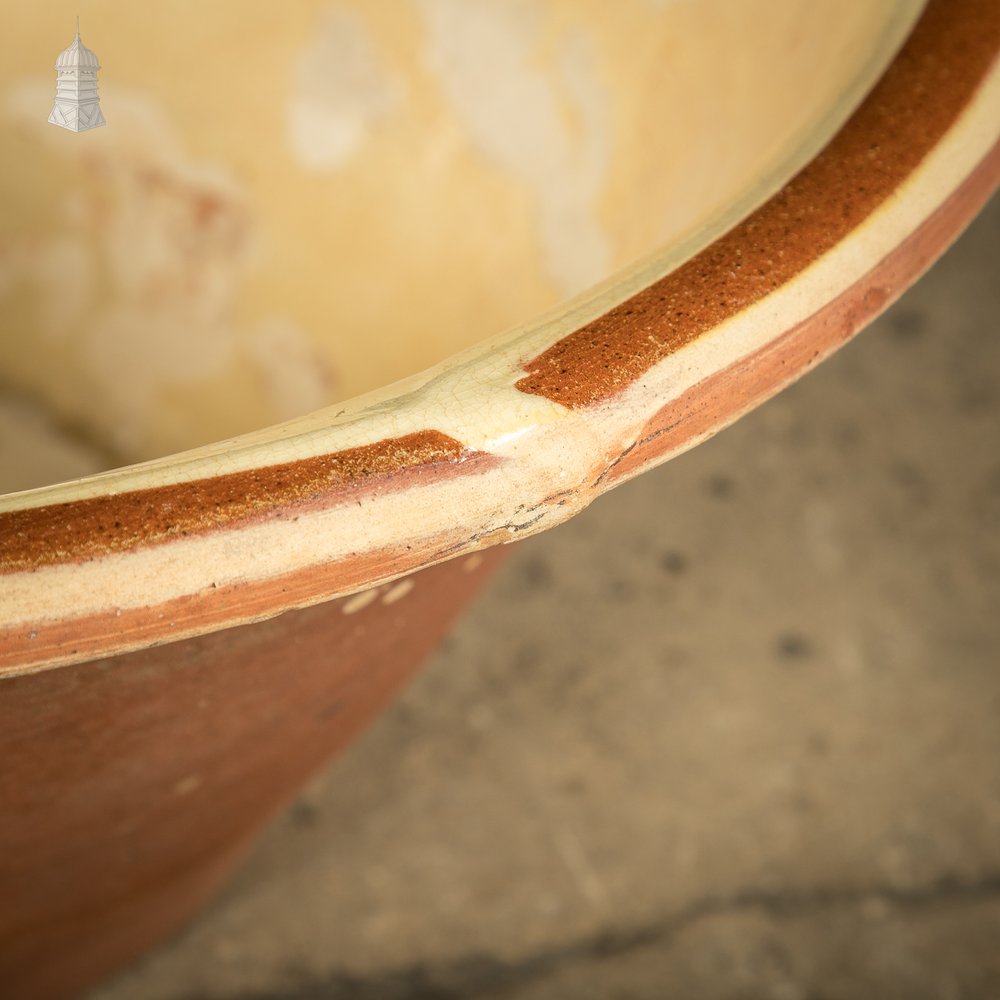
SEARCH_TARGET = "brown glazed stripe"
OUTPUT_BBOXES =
[602,136,1000,487]
[0,431,478,574]
[516,0,1000,407]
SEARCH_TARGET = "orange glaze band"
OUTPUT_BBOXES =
[601,136,1000,488]
[0,431,476,574]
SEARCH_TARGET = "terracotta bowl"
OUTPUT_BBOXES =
[1,1,999,996]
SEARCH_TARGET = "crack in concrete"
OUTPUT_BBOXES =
[177,870,1000,1000]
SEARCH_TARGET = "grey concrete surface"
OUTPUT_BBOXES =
[88,194,1000,1000]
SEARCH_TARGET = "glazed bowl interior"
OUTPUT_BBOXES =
[0,0,921,494]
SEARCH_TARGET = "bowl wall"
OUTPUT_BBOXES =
[0,0,919,482]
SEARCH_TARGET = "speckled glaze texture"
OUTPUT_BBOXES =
[1,431,478,572]
[601,141,1000,489]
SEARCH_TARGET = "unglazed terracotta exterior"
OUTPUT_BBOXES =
[2,1,1000,997]
[0,548,506,999]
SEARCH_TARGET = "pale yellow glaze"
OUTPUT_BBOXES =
[0,0,920,471]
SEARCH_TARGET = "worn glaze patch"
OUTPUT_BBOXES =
[417,0,611,295]
[2,80,337,462]
[287,5,402,170]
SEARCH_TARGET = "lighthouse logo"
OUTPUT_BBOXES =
[49,17,106,132]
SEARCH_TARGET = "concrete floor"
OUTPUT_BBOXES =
[89,193,1000,1000]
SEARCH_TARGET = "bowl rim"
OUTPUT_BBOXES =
[2,0,999,678]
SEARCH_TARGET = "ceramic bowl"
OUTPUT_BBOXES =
[1,1,999,996]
